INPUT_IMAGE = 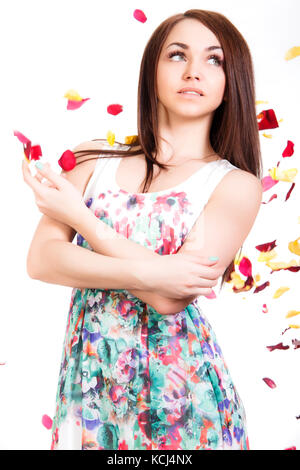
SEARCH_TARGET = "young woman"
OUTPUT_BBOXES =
[23,9,263,450]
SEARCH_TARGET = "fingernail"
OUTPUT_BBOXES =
[35,161,43,170]
[209,256,219,261]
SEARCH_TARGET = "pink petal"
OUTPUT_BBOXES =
[42,414,53,430]
[262,175,279,191]
[67,98,90,110]
[133,9,147,23]
[13,129,31,145]
[262,377,277,389]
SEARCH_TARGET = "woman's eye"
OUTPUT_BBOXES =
[167,50,223,66]
[168,51,185,61]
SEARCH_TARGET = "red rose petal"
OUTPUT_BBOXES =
[262,377,277,389]
[257,109,279,130]
[255,240,277,252]
[107,104,123,115]
[238,256,252,277]
[282,140,294,157]
[284,446,296,450]
[133,9,147,23]
[42,414,53,430]
[58,149,76,171]
[30,145,42,161]
[285,182,295,201]
[266,342,289,351]
[262,193,278,204]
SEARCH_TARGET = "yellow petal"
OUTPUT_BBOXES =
[286,310,300,319]
[125,135,139,145]
[266,258,300,270]
[269,167,298,182]
[278,118,284,123]
[288,324,300,329]
[285,46,300,61]
[254,273,261,282]
[273,286,290,298]
[106,131,115,146]
[228,272,245,289]
[255,100,269,105]
[63,89,83,101]
[262,133,272,139]
[258,250,277,262]
[288,237,300,256]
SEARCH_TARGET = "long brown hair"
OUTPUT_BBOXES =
[73,9,263,290]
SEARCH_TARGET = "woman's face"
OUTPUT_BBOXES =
[156,19,226,120]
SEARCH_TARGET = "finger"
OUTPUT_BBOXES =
[22,159,44,193]
[34,162,65,190]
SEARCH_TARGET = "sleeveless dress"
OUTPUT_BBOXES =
[50,142,250,450]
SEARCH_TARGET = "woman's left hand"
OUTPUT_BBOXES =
[22,159,87,228]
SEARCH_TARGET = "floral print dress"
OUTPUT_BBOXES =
[50,142,250,450]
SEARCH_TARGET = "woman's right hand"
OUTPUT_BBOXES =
[140,250,223,299]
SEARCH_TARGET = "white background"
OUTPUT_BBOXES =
[0,0,299,450]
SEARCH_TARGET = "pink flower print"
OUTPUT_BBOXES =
[113,348,138,383]
[109,385,127,406]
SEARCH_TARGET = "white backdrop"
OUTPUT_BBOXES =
[0,0,299,450]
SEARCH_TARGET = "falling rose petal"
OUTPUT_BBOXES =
[262,304,268,314]
[64,89,83,101]
[107,104,123,115]
[285,182,295,201]
[257,109,279,130]
[266,342,289,351]
[125,135,139,145]
[228,271,245,289]
[261,175,279,191]
[67,98,90,110]
[106,130,115,146]
[292,339,300,349]
[257,250,277,263]
[253,281,270,293]
[13,129,31,145]
[281,326,291,335]
[58,149,76,171]
[262,133,272,138]
[133,9,147,23]
[269,166,298,183]
[285,46,300,61]
[42,414,53,430]
[262,377,276,389]
[286,310,300,319]
[273,286,290,299]
[284,446,296,450]
[30,144,42,161]
[266,259,300,273]
[262,193,278,205]
[282,140,294,157]
[288,237,300,256]
[205,289,216,299]
[238,256,252,277]
[256,240,277,252]
[0,362,6,365]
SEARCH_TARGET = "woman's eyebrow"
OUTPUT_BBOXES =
[166,42,223,53]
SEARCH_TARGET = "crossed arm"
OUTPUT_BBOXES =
[72,168,263,310]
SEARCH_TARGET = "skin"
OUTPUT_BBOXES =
[155,18,226,166]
